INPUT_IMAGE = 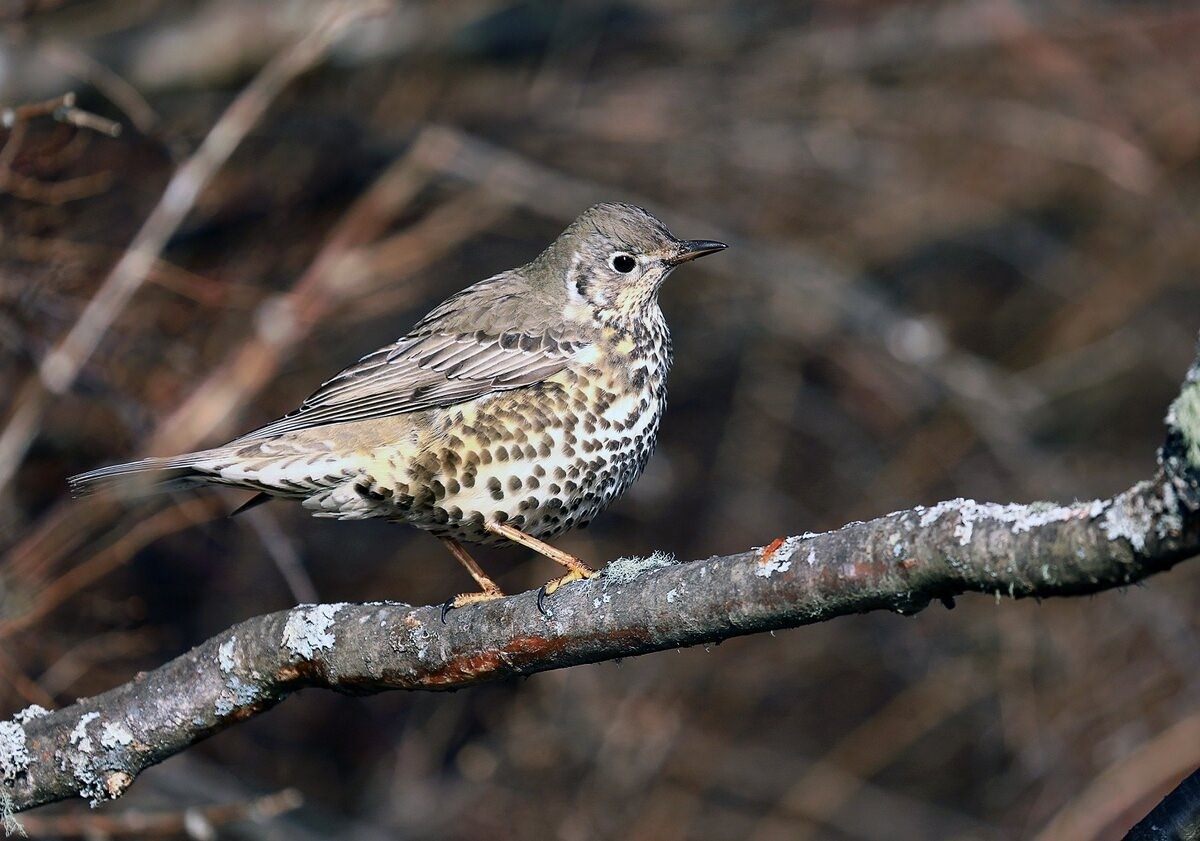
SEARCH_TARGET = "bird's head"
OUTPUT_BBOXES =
[535,202,726,324]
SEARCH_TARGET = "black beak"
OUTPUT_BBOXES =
[668,239,728,265]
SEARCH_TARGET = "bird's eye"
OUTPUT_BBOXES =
[611,254,636,273]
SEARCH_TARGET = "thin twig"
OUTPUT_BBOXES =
[0,1,386,494]
[0,93,74,128]
[244,507,319,605]
[0,497,226,640]
[754,659,992,840]
[1032,711,1200,841]
[40,41,162,137]
[0,146,433,597]
[0,92,121,205]
[16,788,302,838]
[0,648,55,710]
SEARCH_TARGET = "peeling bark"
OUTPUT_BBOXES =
[4,339,1200,816]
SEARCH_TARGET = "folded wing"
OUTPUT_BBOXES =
[237,273,585,440]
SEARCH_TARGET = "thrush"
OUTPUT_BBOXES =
[69,203,726,614]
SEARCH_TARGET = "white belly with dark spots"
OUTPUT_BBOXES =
[406,378,665,543]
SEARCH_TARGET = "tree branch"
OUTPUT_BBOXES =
[4,340,1200,819]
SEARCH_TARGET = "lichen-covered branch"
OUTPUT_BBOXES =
[4,342,1200,818]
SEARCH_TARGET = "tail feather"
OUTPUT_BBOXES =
[67,453,217,498]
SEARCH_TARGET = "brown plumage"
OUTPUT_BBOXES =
[69,203,726,613]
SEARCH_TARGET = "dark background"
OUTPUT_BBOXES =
[3,1,1200,838]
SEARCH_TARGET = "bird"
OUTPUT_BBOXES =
[69,202,727,616]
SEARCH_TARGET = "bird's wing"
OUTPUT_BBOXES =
[235,273,584,440]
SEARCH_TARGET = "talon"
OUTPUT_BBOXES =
[536,565,597,612]
[537,586,549,616]
[440,590,504,620]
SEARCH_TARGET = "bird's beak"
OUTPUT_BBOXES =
[667,240,728,265]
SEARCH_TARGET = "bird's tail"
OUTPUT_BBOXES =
[67,451,224,498]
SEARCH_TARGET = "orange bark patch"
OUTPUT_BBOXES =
[760,537,786,564]
[423,634,564,686]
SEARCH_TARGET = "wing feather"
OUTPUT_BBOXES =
[233,271,591,441]
[236,330,576,441]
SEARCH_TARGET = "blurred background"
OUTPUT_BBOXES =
[2,1,1200,838]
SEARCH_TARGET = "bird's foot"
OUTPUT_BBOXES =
[441,590,505,623]
[536,565,597,615]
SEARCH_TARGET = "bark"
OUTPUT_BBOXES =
[3,339,1200,818]
[1125,767,1200,840]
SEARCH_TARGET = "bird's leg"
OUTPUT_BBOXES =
[485,520,595,579]
[484,520,596,611]
[439,536,505,621]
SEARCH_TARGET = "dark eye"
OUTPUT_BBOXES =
[611,254,636,273]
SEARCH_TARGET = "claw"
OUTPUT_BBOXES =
[535,566,596,616]
[440,590,504,621]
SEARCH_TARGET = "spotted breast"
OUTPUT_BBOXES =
[386,307,672,544]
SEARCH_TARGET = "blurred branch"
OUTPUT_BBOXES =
[0,92,117,134]
[38,42,162,138]
[0,0,386,495]
[0,92,120,205]
[0,496,225,640]
[0,163,484,620]
[16,787,302,839]
[755,658,992,841]
[4,337,1200,817]
[1124,766,1200,841]
[1033,711,1200,840]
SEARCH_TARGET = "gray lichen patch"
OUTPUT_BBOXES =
[215,676,264,717]
[1168,376,1200,469]
[67,713,99,754]
[755,552,792,578]
[99,722,133,750]
[0,707,33,834]
[917,498,1105,546]
[0,721,30,785]
[12,706,48,725]
[1156,482,1185,540]
[218,636,238,673]
[1101,491,1157,553]
[1,789,22,838]
[215,632,270,714]
[55,711,132,807]
[281,603,346,660]
[604,551,676,584]
[59,713,104,805]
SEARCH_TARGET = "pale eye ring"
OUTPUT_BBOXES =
[611,253,636,273]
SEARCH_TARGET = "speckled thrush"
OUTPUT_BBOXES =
[69,203,727,613]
